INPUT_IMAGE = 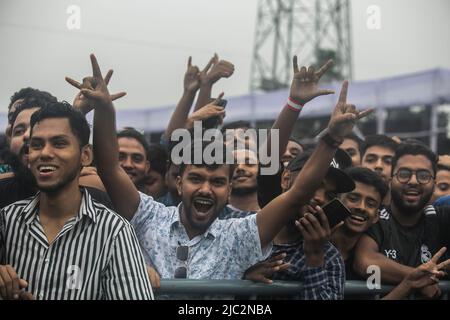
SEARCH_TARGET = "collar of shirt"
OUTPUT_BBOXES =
[20,187,98,226]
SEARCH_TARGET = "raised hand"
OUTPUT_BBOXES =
[199,53,234,86]
[327,81,373,141]
[243,253,290,284]
[184,56,201,93]
[289,56,334,106]
[65,54,126,112]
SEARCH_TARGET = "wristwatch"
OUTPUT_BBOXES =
[317,129,343,148]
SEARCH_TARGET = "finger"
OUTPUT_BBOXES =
[316,59,333,79]
[292,56,299,74]
[213,53,219,64]
[277,263,291,272]
[187,56,192,67]
[300,216,318,237]
[316,89,335,96]
[356,108,374,120]
[202,56,215,73]
[307,66,315,78]
[111,92,127,101]
[269,253,287,262]
[18,279,28,289]
[212,92,225,105]
[257,275,273,285]
[431,247,447,263]
[336,113,357,124]
[300,66,307,79]
[331,221,345,235]
[315,207,331,232]
[80,88,102,100]
[5,265,19,299]
[65,77,82,89]
[19,291,36,300]
[437,258,450,270]
[90,53,103,79]
[267,260,285,268]
[304,212,323,234]
[104,69,113,85]
[338,80,349,103]
[0,270,6,299]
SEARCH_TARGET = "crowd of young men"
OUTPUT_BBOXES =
[1,52,449,300]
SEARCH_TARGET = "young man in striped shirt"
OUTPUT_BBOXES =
[0,102,153,300]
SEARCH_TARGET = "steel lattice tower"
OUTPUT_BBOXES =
[250,0,352,92]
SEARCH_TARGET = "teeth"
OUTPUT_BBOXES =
[39,165,57,172]
[351,215,365,222]
[195,199,213,205]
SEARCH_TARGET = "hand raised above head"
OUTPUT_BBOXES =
[326,80,373,141]
[65,54,126,112]
[289,56,335,106]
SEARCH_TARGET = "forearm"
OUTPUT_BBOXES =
[266,105,301,160]
[354,253,414,284]
[93,101,120,174]
[289,139,336,203]
[257,140,336,246]
[164,90,196,139]
[93,102,140,219]
[194,83,212,111]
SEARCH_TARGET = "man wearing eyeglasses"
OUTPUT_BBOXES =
[354,142,450,299]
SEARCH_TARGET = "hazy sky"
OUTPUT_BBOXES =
[1,0,449,113]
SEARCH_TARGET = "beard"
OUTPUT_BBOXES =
[37,163,81,195]
[391,187,434,215]
[231,184,258,197]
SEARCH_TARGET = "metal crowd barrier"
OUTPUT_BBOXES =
[157,279,450,299]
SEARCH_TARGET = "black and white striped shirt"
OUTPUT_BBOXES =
[0,188,153,300]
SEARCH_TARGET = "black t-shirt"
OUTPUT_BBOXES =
[0,176,114,210]
[257,165,283,208]
[366,205,450,267]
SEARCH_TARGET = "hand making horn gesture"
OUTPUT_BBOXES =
[326,80,373,143]
[65,54,126,112]
[289,56,335,106]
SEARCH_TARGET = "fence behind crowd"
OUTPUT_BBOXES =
[157,279,450,299]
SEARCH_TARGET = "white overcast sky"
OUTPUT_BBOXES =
[0,0,449,113]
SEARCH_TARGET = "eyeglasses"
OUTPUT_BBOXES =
[174,245,188,278]
[394,168,434,185]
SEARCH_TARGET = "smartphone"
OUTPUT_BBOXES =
[203,98,227,129]
[321,198,352,228]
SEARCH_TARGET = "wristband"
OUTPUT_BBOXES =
[286,97,304,112]
[317,129,343,148]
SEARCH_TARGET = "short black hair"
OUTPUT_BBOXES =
[288,137,304,149]
[177,139,235,180]
[362,134,398,156]
[345,167,389,200]
[117,128,150,157]
[148,143,168,177]
[344,132,363,151]
[221,121,252,132]
[391,142,438,176]
[8,88,58,125]
[30,101,90,148]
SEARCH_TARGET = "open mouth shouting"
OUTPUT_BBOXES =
[192,197,215,218]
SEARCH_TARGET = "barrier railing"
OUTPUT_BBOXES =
[156,280,450,299]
